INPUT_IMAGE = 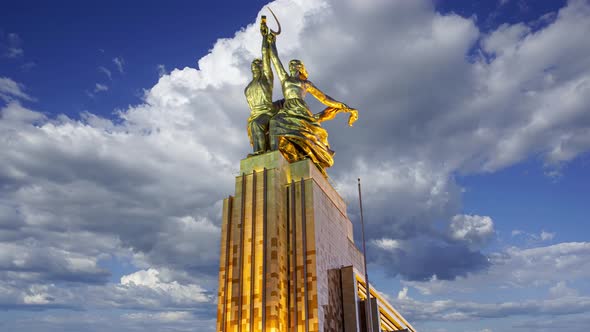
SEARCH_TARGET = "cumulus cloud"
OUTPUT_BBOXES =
[0,77,33,102]
[397,286,410,300]
[120,268,210,306]
[2,311,215,332]
[372,235,489,281]
[404,242,590,295]
[394,294,590,322]
[1,0,590,331]
[449,214,495,249]
[391,279,590,328]
[0,242,110,284]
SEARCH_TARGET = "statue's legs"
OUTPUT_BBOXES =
[249,113,272,154]
[269,117,280,151]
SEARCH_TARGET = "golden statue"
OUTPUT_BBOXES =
[245,16,276,155]
[254,10,358,176]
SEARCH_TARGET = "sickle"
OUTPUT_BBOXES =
[267,7,281,35]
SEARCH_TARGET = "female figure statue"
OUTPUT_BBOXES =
[265,30,358,177]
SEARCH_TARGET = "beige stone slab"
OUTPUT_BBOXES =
[240,151,290,174]
[289,159,348,218]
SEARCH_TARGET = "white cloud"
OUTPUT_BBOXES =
[2,32,24,58]
[0,77,33,102]
[0,101,45,123]
[113,57,125,73]
[374,238,402,251]
[122,311,193,322]
[94,83,108,93]
[1,0,590,331]
[449,214,495,249]
[398,286,410,300]
[156,64,167,77]
[120,268,210,305]
[98,66,112,80]
[120,268,161,287]
[394,294,590,322]
[511,229,556,243]
[540,231,555,241]
[549,281,578,298]
[404,242,590,295]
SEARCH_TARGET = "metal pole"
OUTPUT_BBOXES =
[358,178,373,332]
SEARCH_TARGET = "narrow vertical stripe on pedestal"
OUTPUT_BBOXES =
[250,170,256,332]
[222,196,233,332]
[286,184,291,331]
[300,179,309,332]
[290,180,298,332]
[238,173,247,332]
[261,168,267,331]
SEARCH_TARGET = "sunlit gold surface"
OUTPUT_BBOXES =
[245,18,275,154]
[265,28,359,177]
[217,152,416,331]
[246,12,358,176]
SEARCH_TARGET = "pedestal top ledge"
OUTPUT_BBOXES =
[240,150,290,174]
[240,151,348,217]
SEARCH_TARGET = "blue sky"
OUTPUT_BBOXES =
[1,1,589,331]
[1,0,269,118]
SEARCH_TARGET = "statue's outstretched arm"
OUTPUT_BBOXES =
[308,81,359,126]
[268,34,288,83]
[307,81,346,109]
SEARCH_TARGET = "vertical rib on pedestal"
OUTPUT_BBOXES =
[217,154,291,332]
[301,179,309,332]
[286,183,291,332]
[261,168,267,331]
[249,171,256,332]
[217,195,233,332]
[237,173,246,332]
[290,180,298,332]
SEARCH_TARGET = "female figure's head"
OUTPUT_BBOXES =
[289,59,308,80]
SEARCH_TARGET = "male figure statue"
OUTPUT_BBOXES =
[245,17,275,155]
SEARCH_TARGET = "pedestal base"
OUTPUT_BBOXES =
[216,151,415,332]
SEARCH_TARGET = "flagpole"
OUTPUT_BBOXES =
[358,178,373,332]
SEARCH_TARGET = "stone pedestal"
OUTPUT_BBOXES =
[216,151,415,332]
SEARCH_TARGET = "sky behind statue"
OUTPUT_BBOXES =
[0,0,588,331]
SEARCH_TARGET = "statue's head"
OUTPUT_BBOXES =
[251,58,262,76]
[289,59,308,80]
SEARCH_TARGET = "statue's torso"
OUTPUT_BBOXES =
[282,76,307,100]
[245,78,272,109]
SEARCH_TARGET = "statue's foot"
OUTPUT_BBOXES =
[248,150,266,158]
